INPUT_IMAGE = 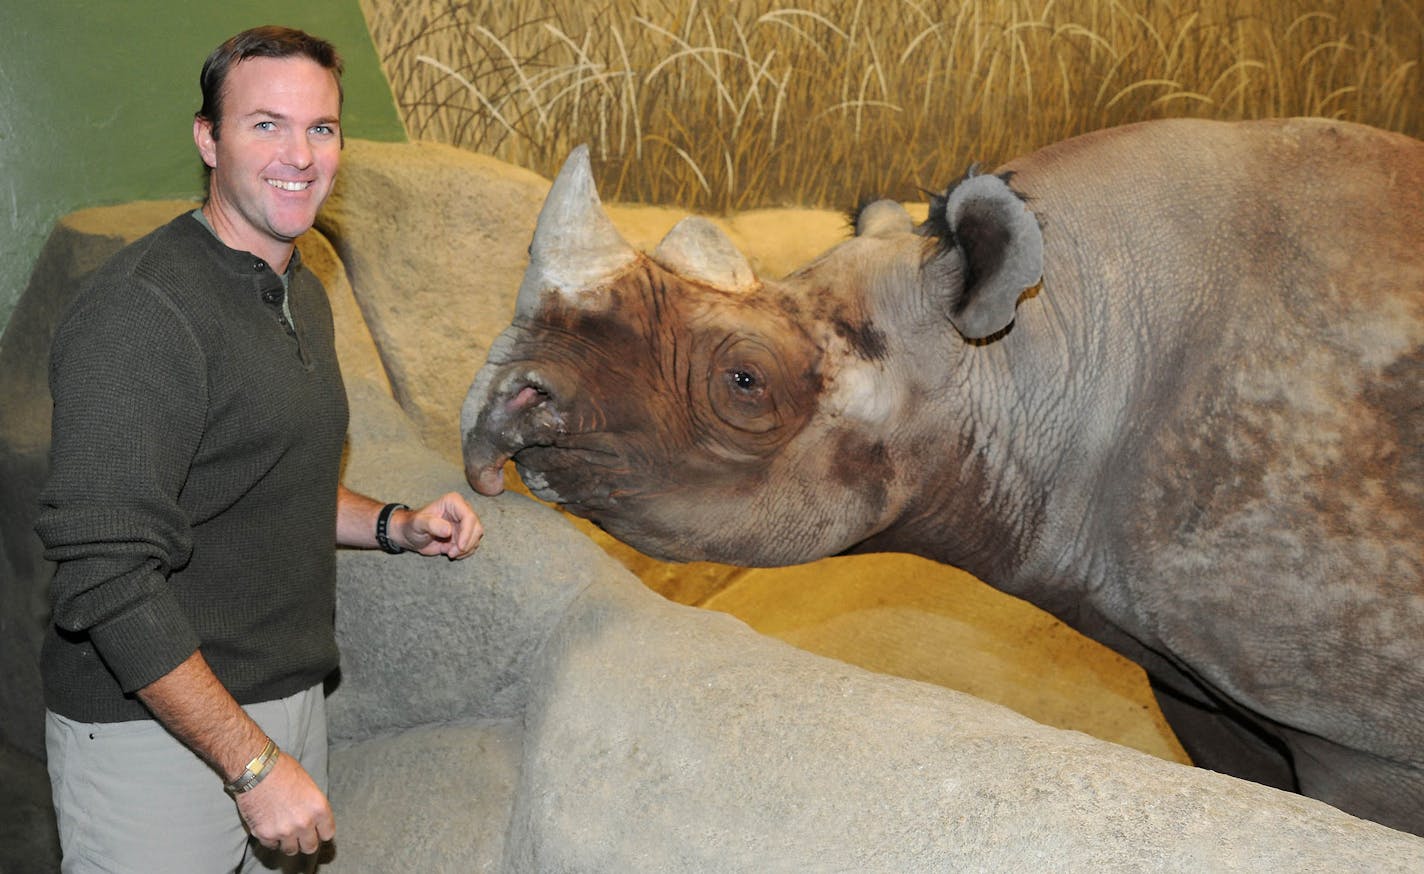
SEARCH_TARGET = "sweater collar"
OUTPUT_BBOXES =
[186,208,304,281]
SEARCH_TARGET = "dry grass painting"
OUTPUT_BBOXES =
[361,0,1421,212]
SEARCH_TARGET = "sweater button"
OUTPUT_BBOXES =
[252,259,267,272]
[262,289,284,305]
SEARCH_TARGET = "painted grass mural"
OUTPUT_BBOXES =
[360,0,1421,211]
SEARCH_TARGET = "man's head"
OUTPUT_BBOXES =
[196,26,344,143]
[193,26,344,270]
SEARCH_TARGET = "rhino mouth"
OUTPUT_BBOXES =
[508,436,636,515]
[464,367,641,516]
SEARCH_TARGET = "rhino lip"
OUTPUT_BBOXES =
[512,439,625,511]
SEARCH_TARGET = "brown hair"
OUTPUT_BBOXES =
[196,25,344,140]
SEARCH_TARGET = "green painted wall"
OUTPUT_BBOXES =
[0,0,405,331]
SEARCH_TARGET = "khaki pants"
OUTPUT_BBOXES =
[45,684,327,874]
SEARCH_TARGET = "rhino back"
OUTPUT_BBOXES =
[998,118,1423,754]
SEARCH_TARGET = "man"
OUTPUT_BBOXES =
[36,26,482,871]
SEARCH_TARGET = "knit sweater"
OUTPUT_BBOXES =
[37,212,349,723]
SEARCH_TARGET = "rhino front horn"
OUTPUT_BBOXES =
[516,144,637,317]
[652,217,758,294]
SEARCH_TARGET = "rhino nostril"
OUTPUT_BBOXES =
[507,383,549,413]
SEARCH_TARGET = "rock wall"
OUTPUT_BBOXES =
[1,145,1421,872]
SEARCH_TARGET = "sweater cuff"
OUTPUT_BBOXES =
[89,592,202,693]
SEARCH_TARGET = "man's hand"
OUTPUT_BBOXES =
[335,485,484,558]
[235,753,335,856]
[398,491,484,559]
[137,652,334,857]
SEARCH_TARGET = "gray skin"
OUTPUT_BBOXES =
[462,118,1424,835]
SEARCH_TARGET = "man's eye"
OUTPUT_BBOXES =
[311,125,335,136]
[255,121,276,131]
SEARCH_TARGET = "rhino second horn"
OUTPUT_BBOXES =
[516,144,637,317]
[652,217,758,294]
[856,199,913,237]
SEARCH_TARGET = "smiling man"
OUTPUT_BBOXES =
[37,27,483,872]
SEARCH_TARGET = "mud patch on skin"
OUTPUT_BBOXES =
[1362,346,1424,500]
[771,287,806,321]
[1311,344,1424,544]
[508,270,699,506]
[506,261,829,524]
[830,431,892,521]
[833,317,889,361]
[796,278,891,365]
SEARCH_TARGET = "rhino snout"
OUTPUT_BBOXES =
[468,460,509,496]
[462,373,561,496]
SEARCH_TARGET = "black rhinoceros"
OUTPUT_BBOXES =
[461,118,1424,834]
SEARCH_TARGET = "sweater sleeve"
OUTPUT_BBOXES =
[36,276,207,693]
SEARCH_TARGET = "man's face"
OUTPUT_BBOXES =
[194,56,341,266]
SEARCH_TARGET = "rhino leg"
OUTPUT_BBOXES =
[1149,681,1297,792]
[1285,732,1424,836]
[1154,678,1424,833]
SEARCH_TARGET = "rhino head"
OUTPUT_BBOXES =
[461,146,1043,566]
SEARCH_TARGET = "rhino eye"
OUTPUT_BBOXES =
[729,369,761,392]
[708,337,782,434]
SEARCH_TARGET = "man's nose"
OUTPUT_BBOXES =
[283,131,313,167]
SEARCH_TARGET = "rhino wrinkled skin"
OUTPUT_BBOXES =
[462,118,1424,835]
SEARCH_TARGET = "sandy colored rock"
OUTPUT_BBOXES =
[316,140,551,460]
[705,555,1186,762]
[505,567,1423,871]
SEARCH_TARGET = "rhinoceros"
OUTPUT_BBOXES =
[461,118,1424,835]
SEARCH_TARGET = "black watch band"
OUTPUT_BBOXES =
[376,502,409,554]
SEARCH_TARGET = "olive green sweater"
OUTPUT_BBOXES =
[37,212,349,723]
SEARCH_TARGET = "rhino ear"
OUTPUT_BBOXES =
[652,217,758,293]
[516,144,637,317]
[933,172,1043,339]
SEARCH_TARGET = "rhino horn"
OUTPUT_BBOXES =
[516,144,637,317]
[651,217,759,294]
[855,199,914,237]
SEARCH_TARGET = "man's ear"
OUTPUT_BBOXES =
[926,172,1043,340]
[193,116,217,169]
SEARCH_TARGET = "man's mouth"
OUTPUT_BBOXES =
[266,179,312,192]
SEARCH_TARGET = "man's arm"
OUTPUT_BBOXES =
[137,651,333,856]
[335,484,483,559]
